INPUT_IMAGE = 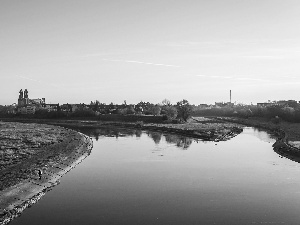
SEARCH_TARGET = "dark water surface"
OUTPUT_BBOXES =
[10,127,300,224]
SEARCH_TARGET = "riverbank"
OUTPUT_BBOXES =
[214,116,300,163]
[214,117,300,144]
[0,122,93,225]
[0,118,244,142]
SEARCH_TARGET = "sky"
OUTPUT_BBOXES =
[1,0,300,105]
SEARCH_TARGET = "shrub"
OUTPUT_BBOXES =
[135,121,144,128]
[271,116,281,124]
[162,115,168,120]
[71,109,96,117]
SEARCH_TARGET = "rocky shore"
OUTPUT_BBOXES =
[0,122,93,225]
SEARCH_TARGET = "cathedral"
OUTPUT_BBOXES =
[17,89,45,107]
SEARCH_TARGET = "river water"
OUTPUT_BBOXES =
[10,127,300,224]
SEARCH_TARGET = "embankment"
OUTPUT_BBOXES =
[214,117,300,163]
[1,117,244,142]
[30,118,244,142]
[0,122,93,225]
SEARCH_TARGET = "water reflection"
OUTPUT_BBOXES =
[80,127,138,140]
[164,134,193,149]
[80,127,194,149]
[146,131,162,144]
[135,129,142,138]
[251,127,277,143]
[11,127,300,225]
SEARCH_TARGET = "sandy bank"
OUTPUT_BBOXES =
[0,122,93,225]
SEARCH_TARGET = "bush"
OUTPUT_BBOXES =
[192,107,234,117]
[271,116,281,124]
[162,115,168,120]
[71,109,96,117]
[135,121,144,128]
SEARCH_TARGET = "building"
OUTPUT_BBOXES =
[26,105,36,114]
[215,102,234,107]
[257,102,273,107]
[17,89,48,114]
[41,103,59,112]
[29,98,45,105]
[18,89,45,107]
[257,100,298,108]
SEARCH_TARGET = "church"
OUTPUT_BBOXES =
[18,89,45,107]
[17,89,58,114]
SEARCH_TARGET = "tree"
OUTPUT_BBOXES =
[127,106,136,114]
[162,99,171,106]
[165,106,178,120]
[176,99,193,121]
[118,108,128,115]
[151,105,161,116]
[91,100,100,112]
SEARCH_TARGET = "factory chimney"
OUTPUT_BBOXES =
[230,90,232,103]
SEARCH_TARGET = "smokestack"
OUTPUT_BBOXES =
[230,90,232,103]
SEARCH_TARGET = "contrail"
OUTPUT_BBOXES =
[16,75,43,83]
[196,75,272,82]
[15,75,60,88]
[101,59,180,68]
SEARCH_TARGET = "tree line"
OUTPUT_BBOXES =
[0,99,194,122]
[192,104,300,123]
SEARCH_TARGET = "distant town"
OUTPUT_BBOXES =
[0,89,300,123]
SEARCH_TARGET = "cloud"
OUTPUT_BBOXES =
[101,59,180,68]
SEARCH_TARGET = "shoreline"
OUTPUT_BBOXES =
[214,116,300,163]
[0,123,93,225]
[2,117,299,223]
[0,118,244,142]
[1,117,300,223]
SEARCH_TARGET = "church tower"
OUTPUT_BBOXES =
[18,89,24,106]
[18,89,29,106]
[24,89,29,105]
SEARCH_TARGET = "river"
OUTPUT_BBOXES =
[10,127,300,224]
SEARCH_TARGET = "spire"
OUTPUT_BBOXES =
[24,89,28,98]
[19,89,23,99]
